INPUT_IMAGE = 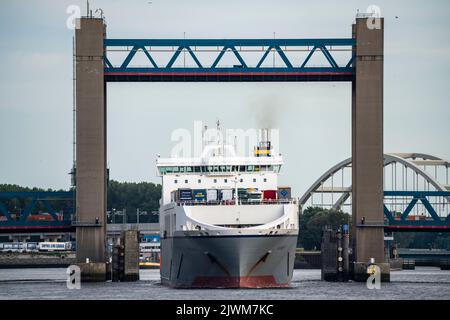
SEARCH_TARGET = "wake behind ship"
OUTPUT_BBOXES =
[157,127,299,288]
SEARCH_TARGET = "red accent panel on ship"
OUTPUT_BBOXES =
[263,190,278,200]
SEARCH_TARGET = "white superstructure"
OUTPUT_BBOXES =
[157,154,282,205]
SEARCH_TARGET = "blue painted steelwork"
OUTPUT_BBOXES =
[383,191,450,231]
[2,190,447,231]
[104,38,355,81]
[0,192,74,231]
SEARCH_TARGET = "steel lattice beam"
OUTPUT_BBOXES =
[103,38,355,82]
[0,192,74,232]
[384,191,450,231]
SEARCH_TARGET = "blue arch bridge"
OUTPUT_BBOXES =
[1,153,449,234]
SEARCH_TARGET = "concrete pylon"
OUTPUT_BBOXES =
[351,17,390,281]
[75,17,107,281]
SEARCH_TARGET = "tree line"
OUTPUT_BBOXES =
[0,181,161,223]
[0,183,448,249]
[298,206,450,251]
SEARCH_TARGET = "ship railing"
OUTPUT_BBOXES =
[176,198,297,206]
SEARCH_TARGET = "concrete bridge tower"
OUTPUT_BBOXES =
[75,17,107,281]
[352,17,389,280]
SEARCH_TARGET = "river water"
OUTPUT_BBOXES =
[0,267,449,300]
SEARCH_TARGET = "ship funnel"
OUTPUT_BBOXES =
[254,128,272,157]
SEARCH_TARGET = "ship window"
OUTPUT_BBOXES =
[247,165,254,172]
[162,167,172,174]
[264,178,267,182]
[232,166,238,172]
[186,167,193,173]
[224,179,228,183]
[255,166,261,172]
[194,166,201,173]
[185,180,188,183]
[174,179,178,184]
[220,166,226,172]
[172,167,179,173]
[239,166,245,172]
[213,179,217,183]
[198,179,201,183]
[207,166,213,172]
[240,178,243,183]
[179,167,185,173]
[253,178,257,183]
[226,166,232,172]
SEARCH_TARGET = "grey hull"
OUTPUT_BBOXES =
[160,234,298,288]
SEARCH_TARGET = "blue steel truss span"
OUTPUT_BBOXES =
[1,190,449,232]
[384,191,450,232]
[103,38,355,82]
[0,192,74,232]
[299,153,450,232]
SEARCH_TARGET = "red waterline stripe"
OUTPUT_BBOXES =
[190,275,289,288]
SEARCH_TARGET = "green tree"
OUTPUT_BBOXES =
[298,206,351,250]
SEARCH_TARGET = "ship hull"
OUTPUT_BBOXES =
[160,234,297,288]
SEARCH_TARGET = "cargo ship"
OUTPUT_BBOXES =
[157,127,299,288]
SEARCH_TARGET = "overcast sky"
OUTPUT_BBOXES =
[0,0,449,198]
